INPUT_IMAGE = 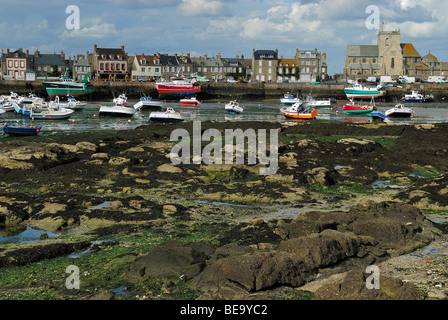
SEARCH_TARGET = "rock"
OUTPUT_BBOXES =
[108,157,131,166]
[75,141,98,152]
[314,270,426,300]
[91,153,109,160]
[126,241,214,281]
[163,205,178,214]
[157,163,183,173]
[304,167,340,186]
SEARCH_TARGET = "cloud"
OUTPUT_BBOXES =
[178,0,232,16]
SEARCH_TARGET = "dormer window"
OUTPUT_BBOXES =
[102,54,107,60]
[110,54,114,60]
[154,59,160,65]
[117,55,122,60]
[141,58,146,65]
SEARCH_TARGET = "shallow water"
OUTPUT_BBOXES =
[2,99,448,139]
[0,226,59,245]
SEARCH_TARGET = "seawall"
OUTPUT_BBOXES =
[1,80,447,102]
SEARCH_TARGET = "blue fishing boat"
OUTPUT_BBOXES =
[371,112,386,120]
[2,123,42,136]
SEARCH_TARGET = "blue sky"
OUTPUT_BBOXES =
[1,0,447,75]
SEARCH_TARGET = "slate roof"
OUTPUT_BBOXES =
[347,45,379,57]
[254,50,278,60]
[35,53,65,66]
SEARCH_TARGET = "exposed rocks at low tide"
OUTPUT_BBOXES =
[0,121,447,300]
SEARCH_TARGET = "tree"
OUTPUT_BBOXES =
[48,65,61,77]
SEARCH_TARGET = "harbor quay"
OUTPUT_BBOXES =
[1,80,448,102]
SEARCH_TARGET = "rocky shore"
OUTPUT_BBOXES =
[0,120,447,300]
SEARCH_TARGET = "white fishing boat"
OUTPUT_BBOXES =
[99,94,136,117]
[0,98,16,112]
[29,104,75,120]
[385,103,415,118]
[280,92,302,104]
[50,95,86,111]
[403,90,433,103]
[304,96,332,107]
[149,107,184,122]
[225,100,244,114]
[133,97,164,110]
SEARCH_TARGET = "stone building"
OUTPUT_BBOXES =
[344,28,447,80]
[252,49,279,83]
[91,44,128,81]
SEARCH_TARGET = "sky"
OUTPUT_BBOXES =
[0,0,447,75]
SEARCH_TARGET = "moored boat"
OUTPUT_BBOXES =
[344,83,386,100]
[2,123,42,136]
[149,107,184,122]
[180,96,201,106]
[280,92,302,104]
[225,100,244,114]
[42,72,95,99]
[279,102,318,119]
[403,90,434,103]
[99,94,135,117]
[371,112,387,120]
[29,105,74,120]
[385,103,415,118]
[133,97,164,110]
[304,96,332,107]
[155,76,201,98]
[342,99,375,114]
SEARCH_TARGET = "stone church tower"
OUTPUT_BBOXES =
[377,29,405,77]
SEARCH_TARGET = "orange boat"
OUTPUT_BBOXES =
[279,103,318,119]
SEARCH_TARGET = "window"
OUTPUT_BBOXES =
[122,64,126,71]
[259,61,262,67]
[44,67,47,71]
[100,63,104,70]
[155,68,159,73]
[386,38,389,46]
[20,61,24,68]
[306,61,311,66]
[58,67,61,72]
[269,61,272,67]
[141,59,146,65]
[141,67,145,73]
[391,58,395,69]
[268,68,271,74]
[14,61,18,68]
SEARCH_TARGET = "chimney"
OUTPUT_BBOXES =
[121,45,125,52]
[217,53,221,59]
[94,44,97,51]
[7,48,9,55]
[26,50,29,57]
[241,54,244,60]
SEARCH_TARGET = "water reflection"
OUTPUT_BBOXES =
[2,100,448,138]
[0,226,59,245]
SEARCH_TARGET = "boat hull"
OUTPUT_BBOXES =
[280,108,318,119]
[99,106,136,117]
[3,124,42,136]
[149,113,184,122]
[43,81,95,99]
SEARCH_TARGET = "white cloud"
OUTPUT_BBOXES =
[178,0,231,16]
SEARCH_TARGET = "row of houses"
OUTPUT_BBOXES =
[343,28,448,80]
[0,44,329,83]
